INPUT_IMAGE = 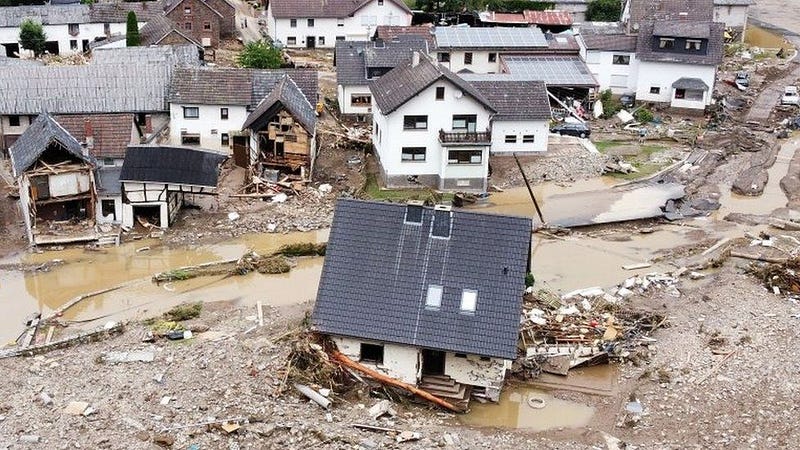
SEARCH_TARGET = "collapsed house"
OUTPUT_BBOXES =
[241,75,318,181]
[119,145,226,228]
[9,113,100,246]
[313,199,532,406]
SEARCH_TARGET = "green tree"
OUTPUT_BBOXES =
[237,40,283,69]
[586,0,621,21]
[126,11,141,47]
[19,19,46,57]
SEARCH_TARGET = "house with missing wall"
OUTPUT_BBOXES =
[266,0,412,48]
[167,67,318,161]
[370,54,553,192]
[334,35,429,117]
[241,75,318,181]
[313,199,532,404]
[119,145,226,228]
[9,113,101,246]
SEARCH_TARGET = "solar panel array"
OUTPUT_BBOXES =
[461,56,598,87]
[434,26,548,49]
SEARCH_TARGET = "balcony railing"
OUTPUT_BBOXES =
[439,129,491,144]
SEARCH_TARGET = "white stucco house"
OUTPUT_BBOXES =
[634,21,724,109]
[334,36,429,117]
[313,199,532,406]
[266,0,412,49]
[433,26,551,74]
[577,24,640,95]
[0,3,155,57]
[370,54,496,192]
[713,0,751,37]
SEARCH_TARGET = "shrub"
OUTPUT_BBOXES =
[19,19,46,56]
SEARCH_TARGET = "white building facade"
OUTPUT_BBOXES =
[635,61,716,109]
[168,103,248,153]
[267,0,412,48]
[489,120,549,154]
[583,50,639,94]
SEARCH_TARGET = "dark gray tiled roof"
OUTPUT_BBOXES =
[628,0,713,30]
[365,36,429,67]
[0,4,89,27]
[170,67,253,105]
[312,199,532,360]
[120,145,226,187]
[471,80,551,121]
[581,33,638,51]
[89,1,165,23]
[9,112,92,177]
[270,0,410,18]
[97,166,122,196]
[251,69,319,106]
[374,25,436,46]
[242,75,317,133]
[653,21,711,38]
[335,40,368,86]
[713,0,751,5]
[672,77,709,90]
[369,56,495,115]
[636,21,724,65]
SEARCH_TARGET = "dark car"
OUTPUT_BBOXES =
[551,122,591,138]
[620,93,636,108]
[735,71,750,88]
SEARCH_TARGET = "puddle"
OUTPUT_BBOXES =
[477,178,619,219]
[461,386,595,431]
[0,230,328,343]
[745,25,787,49]
[718,140,796,217]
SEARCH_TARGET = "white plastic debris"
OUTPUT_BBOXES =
[228,212,240,221]
[616,287,634,298]
[318,183,333,194]
[272,193,288,203]
[581,299,592,312]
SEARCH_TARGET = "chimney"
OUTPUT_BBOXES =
[84,118,94,150]
[144,114,153,134]
[411,51,420,67]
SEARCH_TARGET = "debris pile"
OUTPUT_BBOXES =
[515,289,668,378]
[746,256,800,298]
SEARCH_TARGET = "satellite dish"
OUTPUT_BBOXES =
[454,90,463,98]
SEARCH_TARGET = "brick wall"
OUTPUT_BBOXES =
[166,0,221,47]
[206,0,236,38]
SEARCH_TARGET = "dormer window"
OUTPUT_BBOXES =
[425,285,442,309]
[686,39,702,50]
[659,38,674,49]
[460,289,477,314]
[431,205,452,239]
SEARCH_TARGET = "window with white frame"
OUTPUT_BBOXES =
[448,150,482,165]
[290,19,297,27]
[460,289,477,314]
[351,94,371,106]
[505,134,516,143]
[659,38,675,49]
[403,115,427,130]
[425,285,442,309]
[685,39,702,50]
[182,106,199,119]
[401,147,426,161]
[287,36,297,45]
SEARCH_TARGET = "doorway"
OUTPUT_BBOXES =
[421,349,445,376]
[306,36,316,48]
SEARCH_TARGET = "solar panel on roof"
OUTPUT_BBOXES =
[435,27,548,48]
[461,56,597,87]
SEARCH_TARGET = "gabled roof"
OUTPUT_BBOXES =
[713,0,751,5]
[581,33,638,52]
[164,0,224,18]
[434,26,548,50]
[0,4,88,27]
[269,0,411,19]
[0,46,200,115]
[653,21,711,38]
[636,21,724,65]
[170,67,253,105]
[140,14,202,47]
[54,114,136,159]
[120,145,226,187]
[335,41,368,86]
[335,37,430,86]
[89,1,165,23]
[470,80,551,121]
[312,199,532,360]
[9,113,92,177]
[369,56,496,115]
[242,75,317,133]
[251,69,319,106]
[628,0,714,31]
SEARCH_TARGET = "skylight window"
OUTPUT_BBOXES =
[426,285,443,309]
[460,290,477,314]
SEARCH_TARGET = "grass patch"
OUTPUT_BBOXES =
[362,172,450,203]
[594,140,625,153]
[163,302,203,321]
[606,144,669,181]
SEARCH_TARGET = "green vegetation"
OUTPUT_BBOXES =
[525,272,535,287]
[586,0,621,21]
[633,107,654,123]
[596,142,669,181]
[599,89,621,119]
[163,302,203,321]
[19,19,46,57]
[237,40,283,69]
[363,172,435,202]
[126,11,140,47]
[275,243,327,257]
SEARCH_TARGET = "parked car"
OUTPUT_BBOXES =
[620,93,636,108]
[781,86,799,106]
[735,71,750,90]
[551,122,591,138]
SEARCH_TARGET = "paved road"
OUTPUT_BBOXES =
[229,0,265,43]
[746,60,800,123]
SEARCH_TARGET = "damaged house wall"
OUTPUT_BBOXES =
[443,353,509,388]
[333,337,420,385]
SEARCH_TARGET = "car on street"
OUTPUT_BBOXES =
[551,121,591,138]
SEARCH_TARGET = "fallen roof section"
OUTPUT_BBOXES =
[9,112,93,177]
[313,199,532,360]
[243,75,317,133]
[120,145,226,187]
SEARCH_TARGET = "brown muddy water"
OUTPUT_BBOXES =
[460,366,618,431]
[745,25,788,49]
[718,140,795,216]
[0,230,328,343]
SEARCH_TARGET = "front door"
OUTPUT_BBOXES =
[306,36,316,48]
[421,349,445,376]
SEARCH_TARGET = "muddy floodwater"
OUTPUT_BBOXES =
[718,140,795,216]
[745,25,788,49]
[0,230,328,343]
[460,366,618,431]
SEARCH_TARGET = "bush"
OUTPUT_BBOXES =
[19,19,46,56]
[237,40,283,69]
[599,89,621,119]
[525,272,535,287]
[586,0,621,21]
[634,108,654,123]
[163,302,203,321]
[126,11,140,46]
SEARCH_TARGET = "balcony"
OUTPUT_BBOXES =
[439,129,491,145]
